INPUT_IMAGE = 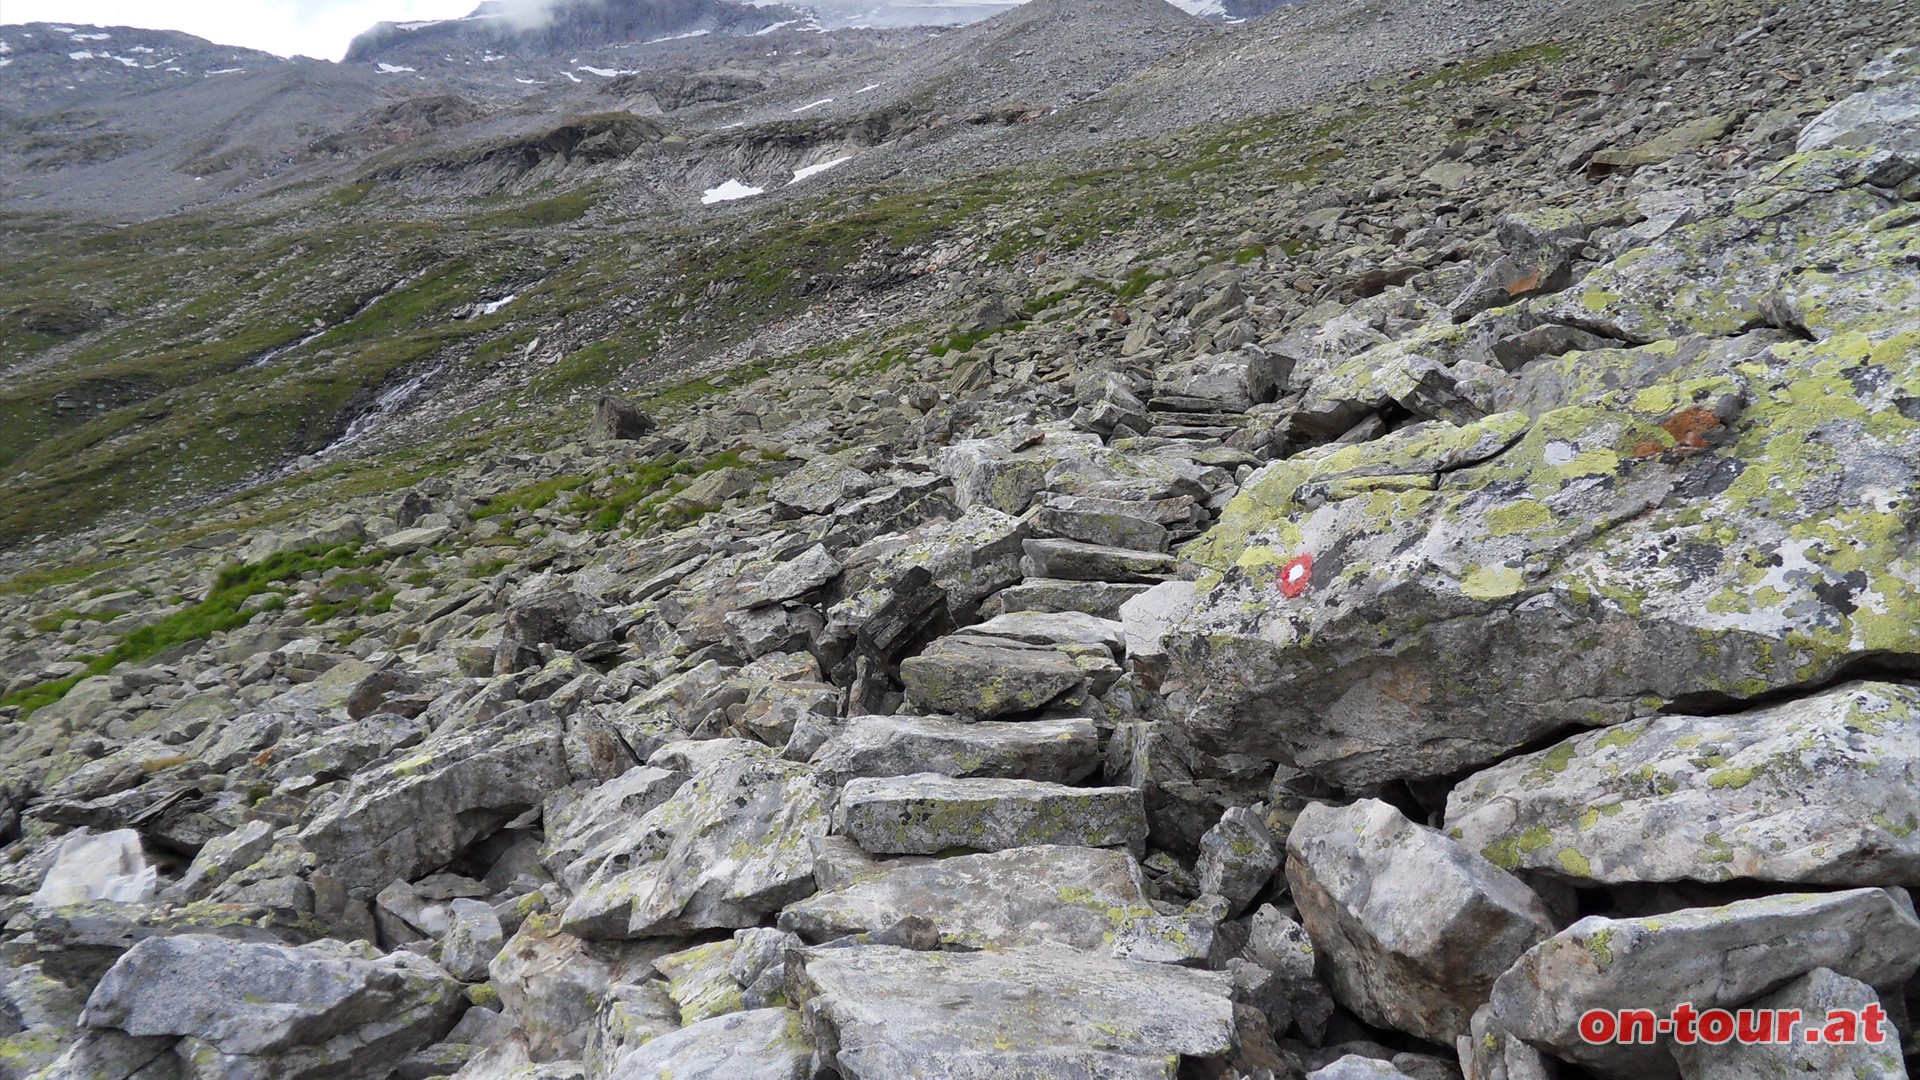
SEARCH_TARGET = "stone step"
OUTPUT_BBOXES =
[898,637,1091,720]
[806,714,1100,785]
[1028,503,1170,552]
[1148,394,1250,415]
[1146,424,1239,441]
[981,579,1154,620]
[792,943,1236,1076]
[1039,491,1201,527]
[835,774,1148,855]
[780,845,1152,951]
[962,610,1126,654]
[1020,538,1177,583]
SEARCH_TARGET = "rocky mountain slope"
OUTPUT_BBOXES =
[3,0,1920,1078]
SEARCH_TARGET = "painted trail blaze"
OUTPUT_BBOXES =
[1278,552,1314,598]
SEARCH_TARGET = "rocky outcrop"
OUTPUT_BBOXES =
[81,935,463,1078]
[5,20,1920,1080]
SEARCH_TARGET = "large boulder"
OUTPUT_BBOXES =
[301,710,568,896]
[31,829,157,908]
[561,749,833,939]
[1795,46,1920,161]
[1670,967,1905,1080]
[80,935,462,1079]
[495,584,618,674]
[779,845,1154,950]
[607,1008,809,1080]
[1445,681,1920,885]
[1285,799,1553,1043]
[591,396,656,441]
[1166,146,1920,789]
[792,944,1237,1078]
[1490,888,1920,1078]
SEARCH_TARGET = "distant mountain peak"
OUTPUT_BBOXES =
[343,0,810,67]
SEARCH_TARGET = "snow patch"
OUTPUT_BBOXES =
[377,62,417,73]
[205,67,245,75]
[856,83,881,93]
[515,76,543,84]
[71,31,111,41]
[792,97,833,113]
[701,179,764,204]
[0,58,10,68]
[480,294,518,315]
[68,51,96,61]
[110,55,139,67]
[644,28,711,43]
[576,65,635,77]
[561,70,582,83]
[756,20,799,34]
[791,156,852,182]
[0,40,12,54]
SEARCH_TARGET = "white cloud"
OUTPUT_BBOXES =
[0,0,483,61]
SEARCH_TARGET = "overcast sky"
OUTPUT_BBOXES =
[0,0,486,61]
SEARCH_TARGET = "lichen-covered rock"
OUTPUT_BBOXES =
[1490,888,1920,1079]
[80,934,462,1079]
[806,714,1099,785]
[780,845,1153,950]
[441,898,506,982]
[898,638,1087,719]
[654,939,745,1025]
[561,751,833,939]
[1168,151,1920,788]
[1285,799,1553,1043]
[935,428,1104,514]
[1670,966,1906,1080]
[835,774,1146,855]
[1194,806,1278,915]
[605,1007,810,1080]
[301,712,568,896]
[1021,538,1175,583]
[495,584,618,675]
[1244,905,1334,1045]
[488,917,663,1062]
[1445,680,1920,886]
[1795,46,1920,160]
[770,457,876,517]
[792,944,1237,1079]
[962,609,1127,653]
[540,765,688,893]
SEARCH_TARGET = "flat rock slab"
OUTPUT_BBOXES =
[780,845,1153,950]
[794,944,1236,1079]
[899,638,1086,719]
[808,714,1099,785]
[835,774,1147,855]
[608,1007,810,1080]
[1445,680,1920,886]
[1491,888,1920,1079]
[81,934,462,1078]
[989,579,1153,619]
[963,610,1127,654]
[1022,538,1176,583]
